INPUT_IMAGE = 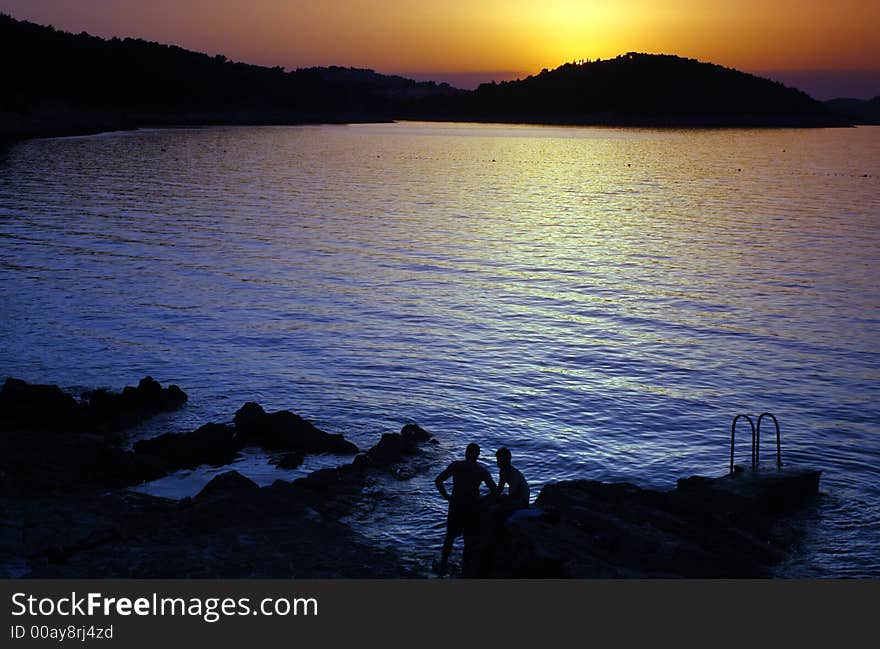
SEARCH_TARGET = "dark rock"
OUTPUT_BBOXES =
[80,376,188,434]
[0,428,167,494]
[362,433,414,467]
[233,402,358,455]
[0,376,187,436]
[359,423,433,468]
[292,422,437,507]
[11,485,411,578]
[46,527,123,564]
[131,401,357,484]
[195,471,259,501]
[133,423,240,471]
[232,401,266,431]
[0,378,79,433]
[0,385,182,490]
[0,469,12,497]
[400,423,431,443]
[271,452,305,470]
[293,465,363,494]
[2,404,439,577]
[89,445,168,488]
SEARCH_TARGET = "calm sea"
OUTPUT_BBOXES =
[1,122,878,577]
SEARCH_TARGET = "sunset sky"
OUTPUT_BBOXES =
[1,0,878,98]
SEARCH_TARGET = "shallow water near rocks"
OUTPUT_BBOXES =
[1,122,878,577]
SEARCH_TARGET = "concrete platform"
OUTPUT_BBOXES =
[676,465,822,514]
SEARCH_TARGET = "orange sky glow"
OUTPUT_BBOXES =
[1,1,877,95]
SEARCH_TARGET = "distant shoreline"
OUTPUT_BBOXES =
[1,109,855,148]
[398,113,853,129]
[0,109,396,147]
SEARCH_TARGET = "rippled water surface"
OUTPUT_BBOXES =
[1,123,878,576]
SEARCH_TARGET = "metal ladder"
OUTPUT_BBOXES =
[729,412,782,475]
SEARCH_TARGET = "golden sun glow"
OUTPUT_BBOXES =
[0,0,876,78]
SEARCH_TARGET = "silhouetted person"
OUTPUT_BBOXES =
[459,448,531,576]
[435,442,498,573]
[495,447,530,509]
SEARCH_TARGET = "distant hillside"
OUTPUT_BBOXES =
[0,14,848,142]
[824,97,880,125]
[411,53,845,127]
[0,13,457,141]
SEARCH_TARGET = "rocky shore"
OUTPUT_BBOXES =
[0,377,440,577]
[0,377,820,578]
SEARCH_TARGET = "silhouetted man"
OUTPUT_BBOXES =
[435,442,498,573]
[495,447,530,510]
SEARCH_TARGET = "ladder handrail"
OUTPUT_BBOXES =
[756,412,782,469]
[730,413,756,475]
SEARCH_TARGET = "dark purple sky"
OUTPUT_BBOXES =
[759,70,880,101]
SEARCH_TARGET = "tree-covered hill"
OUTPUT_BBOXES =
[0,13,458,140]
[440,53,844,126]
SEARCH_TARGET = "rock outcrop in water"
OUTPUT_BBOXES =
[291,422,439,516]
[3,417,439,578]
[233,401,358,454]
[0,377,188,495]
[355,422,433,469]
[132,423,241,472]
[131,401,359,475]
[0,376,187,435]
[0,378,362,496]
